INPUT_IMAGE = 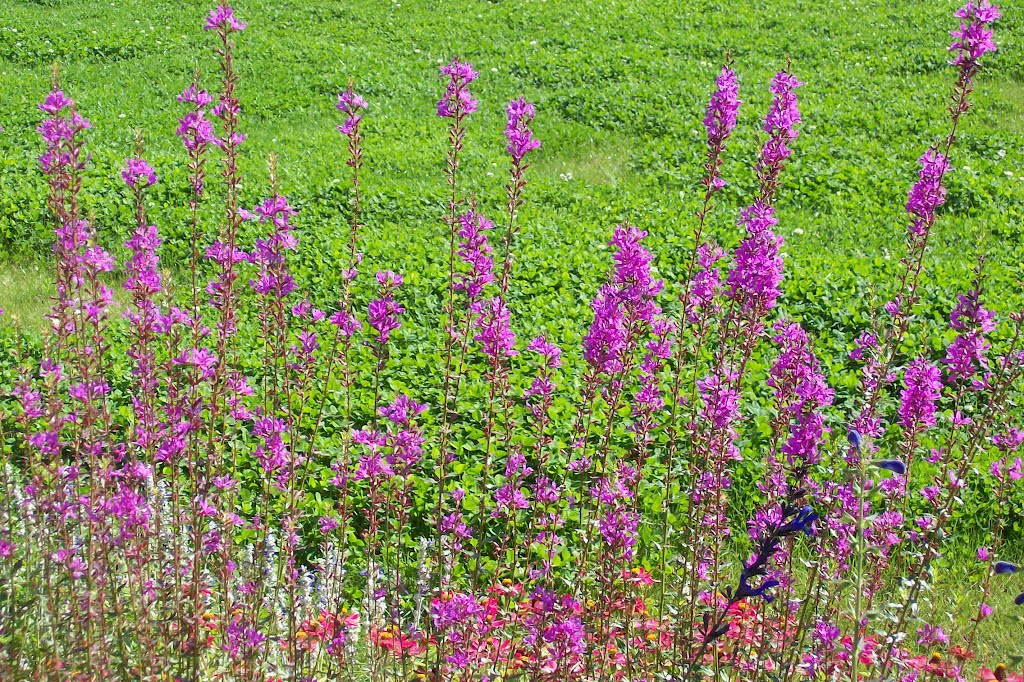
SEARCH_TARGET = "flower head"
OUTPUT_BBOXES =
[704,64,741,147]
[368,271,404,346]
[906,149,950,236]
[205,4,246,32]
[178,84,213,108]
[38,90,74,115]
[949,1,1000,67]
[506,97,540,162]
[437,59,478,118]
[874,459,907,476]
[336,86,367,137]
[899,359,942,432]
[454,209,494,301]
[726,202,784,313]
[121,157,157,189]
[756,70,803,195]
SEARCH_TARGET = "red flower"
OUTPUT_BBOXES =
[951,645,976,662]
[370,625,426,658]
[980,664,1024,682]
[906,653,957,678]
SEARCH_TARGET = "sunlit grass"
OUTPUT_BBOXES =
[0,262,52,334]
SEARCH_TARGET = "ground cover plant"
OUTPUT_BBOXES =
[2,0,1024,681]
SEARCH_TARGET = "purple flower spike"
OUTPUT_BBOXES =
[848,429,862,450]
[178,84,213,108]
[368,271,405,346]
[950,1,1000,67]
[899,359,941,432]
[454,209,495,301]
[995,561,1020,575]
[704,65,741,147]
[725,202,784,313]
[437,59,478,118]
[38,90,74,115]
[756,69,803,200]
[763,71,803,139]
[474,296,516,362]
[336,87,368,137]
[505,97,540,163]
[205,4,246,32]
[121,157,157,189]
[906,149,950,236]
[124,224,163,298]
[874,459,907,476]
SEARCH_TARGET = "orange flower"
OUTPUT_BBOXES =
[951,645,976,662]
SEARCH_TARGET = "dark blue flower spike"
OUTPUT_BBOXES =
[874,459,907,475]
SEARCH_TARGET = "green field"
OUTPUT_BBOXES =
[1,0,1022,341]
[2,0,1024,669]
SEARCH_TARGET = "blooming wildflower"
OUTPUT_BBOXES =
[582,224,662,374]
[526,335,561,367]
[177,109,216,157]
[437,59,478,118]
[726,202,784,313]
[874,459,907,475]
[979,665,1022,682]
[336,86,367,137]
[370,625,425,657]
[756,70,802,198]
[368,271,404,346]
[329,309,361,336]
[770,321,834,466]
[455,209,494,301]
[121,157,157,188]
[951,289,996,333]
[38,89,74,115]
[905,652,957,678]
[698,370,741,432]
[124,224,163,298]
[379,394,428,426]
[687,241,725,320]
[247,194,298,298]
[850,331,878,361]
[474,296,516,361]
[899,359,941,432]
[727,504,816,613]
[906,149,950,236]
[205,4,246,31]
[505,97,540,162]
[598,509,639,560]
[704,64,741,149]
[945,308,991,388]
[916,623,949,647]
[949,1,1000,68]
